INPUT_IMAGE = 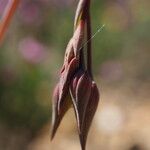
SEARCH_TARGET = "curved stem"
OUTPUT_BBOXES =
[0,0,20,44]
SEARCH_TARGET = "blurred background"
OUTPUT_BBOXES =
[0,0,150,150]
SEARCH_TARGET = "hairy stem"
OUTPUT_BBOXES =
[0,0,20,44]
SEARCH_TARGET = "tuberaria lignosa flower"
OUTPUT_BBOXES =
[51,0,100,150]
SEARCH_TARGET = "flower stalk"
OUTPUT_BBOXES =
[86,0,93,79]
[0,0,20,44]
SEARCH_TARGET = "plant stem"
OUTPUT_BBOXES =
[0,0,20,44]
[86,0,93,78]
[79,48,85,69]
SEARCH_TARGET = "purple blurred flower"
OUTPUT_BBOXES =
[19,37,47,64]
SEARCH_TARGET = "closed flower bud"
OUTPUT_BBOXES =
[79,81,100,150]
[70,71,92,133]
[57,20,85,113]
[70,69,83,98]
[51,84,71,140]
[51,20,85,140]
[58,57,78,113]
[51,1,100,149]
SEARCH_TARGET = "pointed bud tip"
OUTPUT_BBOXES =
[50,115,60,141]
[50,131,55,141]
[79,133,87,150]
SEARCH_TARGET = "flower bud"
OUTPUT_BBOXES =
[70,69,83,98]
[79,81,100,150]
[57,21,85,113]
[58,57,78,113]
[70,71,92,133]
[51,84,71,140]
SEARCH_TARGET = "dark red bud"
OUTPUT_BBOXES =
[79,81,100,150]
[70,71,92,133]
[70,69,83,98]
[51,84,71,140]
[57,20,85,114]
[58,57,79,113]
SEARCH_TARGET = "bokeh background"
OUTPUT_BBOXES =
[0,0,150,150]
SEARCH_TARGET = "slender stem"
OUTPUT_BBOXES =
[0,0,20,44]
[79,48,85,69]
[86,0,93,78]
